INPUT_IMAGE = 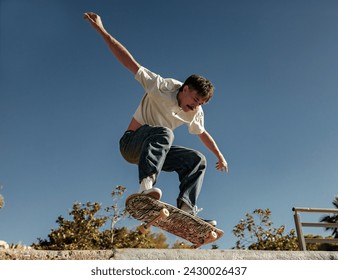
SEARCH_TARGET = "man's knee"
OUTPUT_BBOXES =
[192,150,207,168]
[157,126,174,144]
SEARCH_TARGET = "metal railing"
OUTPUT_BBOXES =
[293,207,338,251]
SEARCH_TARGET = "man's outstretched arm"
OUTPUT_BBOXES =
[84,12,140,75]
[198,130,228,172]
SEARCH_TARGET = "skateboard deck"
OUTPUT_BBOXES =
[125,193,224,248]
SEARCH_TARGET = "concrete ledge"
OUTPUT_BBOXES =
[1,249,338,260]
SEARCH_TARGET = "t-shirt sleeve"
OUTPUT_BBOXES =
[135,67,182,97]
[188,108,205,134]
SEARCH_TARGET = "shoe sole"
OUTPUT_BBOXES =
[140,189,162,200]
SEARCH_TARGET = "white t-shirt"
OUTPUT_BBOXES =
[133,67,205,134]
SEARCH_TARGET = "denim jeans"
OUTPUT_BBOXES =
[119,125,206,209]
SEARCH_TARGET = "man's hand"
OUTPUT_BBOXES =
[198,131,229,173]
[216,155,228,172]
[83,12,140,75]
[84,12,104,30]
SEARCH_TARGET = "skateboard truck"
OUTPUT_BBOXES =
[138,208,170,233]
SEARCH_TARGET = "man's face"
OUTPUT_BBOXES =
[177,85,207,112]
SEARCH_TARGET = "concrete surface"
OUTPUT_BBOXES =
[1,249,338,260]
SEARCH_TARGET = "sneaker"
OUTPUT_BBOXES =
[201,219,217,227]
[181,205,217,227]
[140,187,162,200]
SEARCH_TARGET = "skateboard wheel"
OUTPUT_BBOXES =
[138,224,150,234]
[160,208,169,218]
[210,231,218,240]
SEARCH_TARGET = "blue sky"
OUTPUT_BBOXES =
[1,0,338,249]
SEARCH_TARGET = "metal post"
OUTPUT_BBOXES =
[293,209,306,251]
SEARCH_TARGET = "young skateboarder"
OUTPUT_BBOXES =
[84,12,228,225]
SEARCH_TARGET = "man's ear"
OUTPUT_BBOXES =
[182,85,190,94]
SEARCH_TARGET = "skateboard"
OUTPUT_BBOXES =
[125,193,224,248]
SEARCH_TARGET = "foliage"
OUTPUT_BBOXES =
[171,241,219,249]
[107,227,168,249]
[105,185,129,244]
[171,240,192,249]
[0,193,4,209]
[33,186,169,250]
[317,196,338,250]
[34,187,338,251]
[320,196,338,238]
[304,235,337,251]
[34,201,108,250]
[232,208,299,250]
[29,192,338,250]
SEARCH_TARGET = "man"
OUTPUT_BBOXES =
[84,12,228,225]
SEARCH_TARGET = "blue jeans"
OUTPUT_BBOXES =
[119,125,206,209]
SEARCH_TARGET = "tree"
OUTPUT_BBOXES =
[106,227,168,249]
[105,185,128,244]
[0,194,4,209]
[33,186,169,249]
[232,208,299,250]
[34,201,108,250]
[318,196,338,251]
[320,196,338,238]
[171,240,191,249]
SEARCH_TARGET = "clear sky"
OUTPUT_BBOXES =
[1,0,338,249]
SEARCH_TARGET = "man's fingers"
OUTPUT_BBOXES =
[84,12,96,21]
[216,162,228,172]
